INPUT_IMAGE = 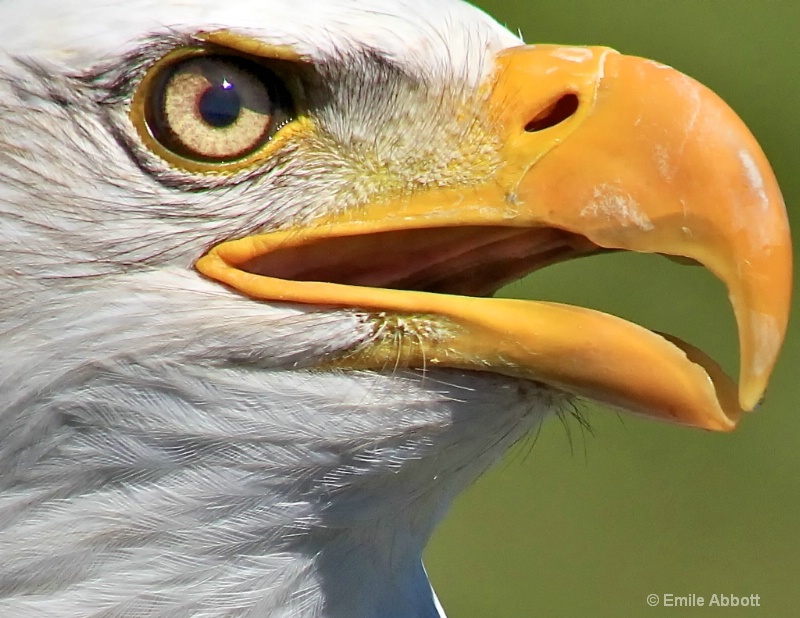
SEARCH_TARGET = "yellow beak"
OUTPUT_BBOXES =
[196,45,792,431]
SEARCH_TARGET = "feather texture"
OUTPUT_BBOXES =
[0,1,557,615]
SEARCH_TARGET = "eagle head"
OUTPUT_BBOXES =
[0,0,791,616]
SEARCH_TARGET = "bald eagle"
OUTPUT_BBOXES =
[0,0,792,616]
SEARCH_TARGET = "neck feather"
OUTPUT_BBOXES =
[0,272,557,616]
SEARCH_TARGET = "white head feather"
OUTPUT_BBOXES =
[0,1,561,616]
[0,0,519,79]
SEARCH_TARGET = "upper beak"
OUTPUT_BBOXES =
[493,46,792,412]
[197,45,792,431]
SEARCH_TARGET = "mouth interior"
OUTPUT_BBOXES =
[239,225,601,297]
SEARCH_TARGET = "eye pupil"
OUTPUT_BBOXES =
[198,81,242,128]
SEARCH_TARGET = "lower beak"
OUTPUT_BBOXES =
[197,45,792,431]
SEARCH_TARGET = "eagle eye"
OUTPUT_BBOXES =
[137,54,294,165]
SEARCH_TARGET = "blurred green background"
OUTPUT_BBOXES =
[425,1,800,616]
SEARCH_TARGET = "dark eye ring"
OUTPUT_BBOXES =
[143,54,293,163]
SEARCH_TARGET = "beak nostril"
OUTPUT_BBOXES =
[525,93,580,132]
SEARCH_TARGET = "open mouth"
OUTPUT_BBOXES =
[196,44,791,433]
[237,226,598,297]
